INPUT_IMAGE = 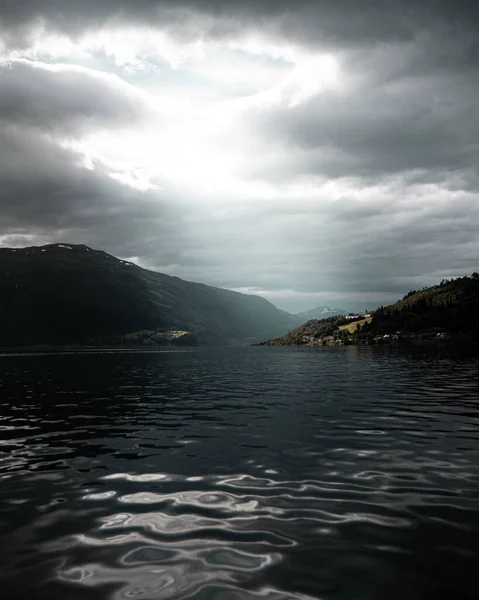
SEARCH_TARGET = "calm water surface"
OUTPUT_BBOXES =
[1,346,479,599]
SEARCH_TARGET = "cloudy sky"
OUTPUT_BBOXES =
[1,1,478,312]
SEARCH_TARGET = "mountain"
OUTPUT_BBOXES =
[361,274,479,340]
[293,305,346,323]
[259,315,348,346]
[260,273,479,346]
[0,243,297,346]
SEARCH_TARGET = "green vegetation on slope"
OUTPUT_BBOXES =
[260,274,479,346]
[260,315,348,346]
[360,274,479,340]
[338,317,373,334]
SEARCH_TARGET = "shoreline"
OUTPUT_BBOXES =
[259,336,479,348]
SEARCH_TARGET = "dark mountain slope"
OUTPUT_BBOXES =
[0,243,296,346]
[260,274,479,346]
[362,274,479,339]
[260,315,348,346]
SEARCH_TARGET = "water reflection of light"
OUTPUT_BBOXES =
[82,490,117,501]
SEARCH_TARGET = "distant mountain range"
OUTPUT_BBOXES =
[260,274,479,346]
[293,305,346,321]
[0,243,300,347]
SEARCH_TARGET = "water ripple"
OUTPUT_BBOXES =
[1,346,479,599]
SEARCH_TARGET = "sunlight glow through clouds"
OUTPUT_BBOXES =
[0,31,89,63]
[3,26,341,197]
[108,171,160,192]
[1,27,206,70]
[85,28,207,70]
[72,53,339,194]
[270,54,339,107]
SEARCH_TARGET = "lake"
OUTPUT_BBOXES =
[1,346,479,599]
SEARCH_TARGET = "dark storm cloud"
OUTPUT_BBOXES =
[0,60,178,259]
[0,124,139,227]
[1,1,479,53]
[0,53,172,250]
[245,47,479,185]
[0,61,149,134]
[0,121,187,266]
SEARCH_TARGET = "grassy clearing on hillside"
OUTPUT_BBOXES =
[338,317,373,333]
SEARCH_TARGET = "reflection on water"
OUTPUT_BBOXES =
[1,346,479,599]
